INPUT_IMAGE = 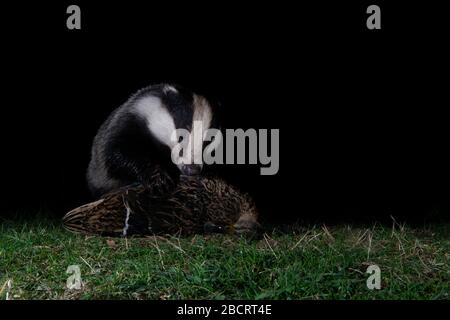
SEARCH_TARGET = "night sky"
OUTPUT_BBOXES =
[1,2,449,224]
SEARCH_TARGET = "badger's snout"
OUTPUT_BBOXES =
[180,164,202,176]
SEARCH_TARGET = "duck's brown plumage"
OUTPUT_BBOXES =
[63,176,260,237]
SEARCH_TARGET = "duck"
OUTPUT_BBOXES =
[62,176,260,237]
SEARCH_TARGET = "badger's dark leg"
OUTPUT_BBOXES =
[104,122,178,195]
[106,147,176,195]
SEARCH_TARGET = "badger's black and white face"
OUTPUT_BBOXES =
[132,84,218,176]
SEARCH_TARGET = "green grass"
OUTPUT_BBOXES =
[0,217,449,300]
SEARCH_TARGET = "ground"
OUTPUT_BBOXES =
[0,217,449,299]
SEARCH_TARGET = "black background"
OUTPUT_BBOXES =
[1,1,449,224]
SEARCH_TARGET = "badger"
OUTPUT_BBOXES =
[87,84,220,198]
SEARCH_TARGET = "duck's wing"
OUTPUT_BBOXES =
[62,187,151,236]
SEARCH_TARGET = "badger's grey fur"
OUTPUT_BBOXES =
[87,84,219,198]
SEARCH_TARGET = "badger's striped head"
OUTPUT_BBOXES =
[133,84,220,176]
